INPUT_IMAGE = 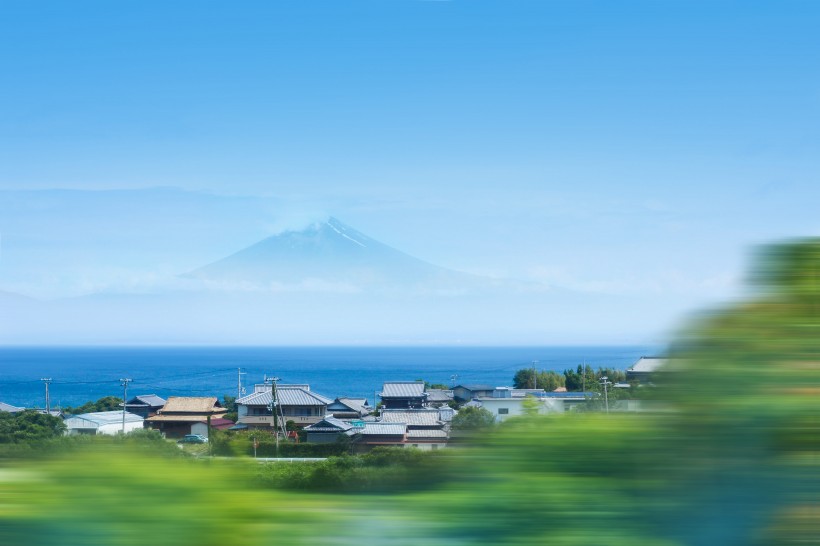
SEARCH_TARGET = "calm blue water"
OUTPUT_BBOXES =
[0,346,656,409]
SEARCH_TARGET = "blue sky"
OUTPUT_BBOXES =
[1,1,819,343]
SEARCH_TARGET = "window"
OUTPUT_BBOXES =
[498,408,509,415]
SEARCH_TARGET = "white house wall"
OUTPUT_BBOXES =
[97,421,144,436]
[478,398,563,422]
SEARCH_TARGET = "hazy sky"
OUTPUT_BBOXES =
[1,1,819,342]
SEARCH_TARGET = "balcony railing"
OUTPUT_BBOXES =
[238,415,322,426]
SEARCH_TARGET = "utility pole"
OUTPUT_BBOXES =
[599,375,612,414]
[450,374,458,387]
[237,368,246,400]
[582,359,586,393]
[532,360,539,389]
[40,378,52,414]
[120,378,132,434]
[265,375,281,454]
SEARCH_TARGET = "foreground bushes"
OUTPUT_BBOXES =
[254,446,451,493]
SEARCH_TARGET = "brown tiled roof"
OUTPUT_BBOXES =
[158,396,223,414]
[146,414,212,423]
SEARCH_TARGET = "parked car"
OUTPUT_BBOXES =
[178,434,208,444]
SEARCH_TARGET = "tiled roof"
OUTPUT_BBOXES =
[360,422,407,436]
[380,409,442,426]
[159,397,223,414]
[511,389,547,398]
[65,411,143,427]
[210,418,236,429]
[426,389,454,402]
[304,416,353,433]
[146,414,212,423]
[380,381,426,398]
[628,357,667,373]
[541,392,597,399]
[327,398,370,415]
[454,384,495,392]
[0,402,24,413]
[124,394,166,408]
[237,386,332,407]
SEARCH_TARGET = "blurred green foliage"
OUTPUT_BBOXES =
[0,410,65,444]
[450,405,496,431]
[255,447,450,493]
[209,429,352,458]
[561,364,627,391]
[512,368,565,390]
[62,396,123,415]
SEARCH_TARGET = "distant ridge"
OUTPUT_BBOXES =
[186,217,481,291]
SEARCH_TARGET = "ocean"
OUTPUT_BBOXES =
[0,346,656,409]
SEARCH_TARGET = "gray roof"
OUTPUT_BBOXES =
[628,357,667,373]
[327,398,370,415]
[304,416,353,433]
[0,402,25,413]
[65,411,144,427]
[380,381,426,398]
[124,394,166,408]
[380,409,442,426]
[454,384,495,392]
[237,386,332,407]
[510,389,547,398]
[360,422,407,436]
[425,389,454,402]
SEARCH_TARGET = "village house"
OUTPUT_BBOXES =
[326,397,371,419]
[0,402,24,413]
[379,409,449,450]
[353,421,407,453]
[145,396,226,438]
[303,416,360,444]
[626,356,668,384]
[471,387,596,422]
[379,381,428,409]
[121,394,166,419]
[452,384,495,403]
[425,389,455,408]
[236,384,331,429]
[64,410,144,435]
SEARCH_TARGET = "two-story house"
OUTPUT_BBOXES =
[236,384,331,429]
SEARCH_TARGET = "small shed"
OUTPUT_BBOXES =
[64,411,144,435]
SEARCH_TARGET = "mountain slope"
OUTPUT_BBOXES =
[186,217,482,292]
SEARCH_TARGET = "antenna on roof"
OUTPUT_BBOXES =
[237,367,246,398]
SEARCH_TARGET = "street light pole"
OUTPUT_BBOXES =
[599,375,612,414]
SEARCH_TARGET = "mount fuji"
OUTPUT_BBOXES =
[186,217,487,294]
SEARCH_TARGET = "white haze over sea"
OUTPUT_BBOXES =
[0,186,802,345]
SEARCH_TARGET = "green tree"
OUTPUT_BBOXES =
[0,410,66,443]
[63,395,123,415]
[562,365,625,391]
[512,369,565,390]
[562,364,598,391]
[450,406,496,431]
